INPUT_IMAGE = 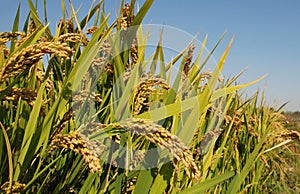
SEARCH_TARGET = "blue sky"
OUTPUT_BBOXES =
[1,0,299,111]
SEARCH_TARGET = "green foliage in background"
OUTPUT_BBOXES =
[0,0,299,193]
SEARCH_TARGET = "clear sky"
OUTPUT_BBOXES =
[1,0,299,111]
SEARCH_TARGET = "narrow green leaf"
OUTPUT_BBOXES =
[79,1,103,30]
[149,29,163,75]
[180,171,235,194]
[206,36,234,95]
[188,34,208,82]
[10,3,21,52]
[68,0,82,32]
[176,105,201,144]
[211,75,267,101]
[0,122,13,191]
[131,0,154,27]
[136,94,206,122]
[27,0,52,38]
[200,32,226,68]
[159,42,166,79]
[79,173,98,194]
[114,172,124,194]
[225,67,248,86]
[14,82,46,180]
[200,137,219,181]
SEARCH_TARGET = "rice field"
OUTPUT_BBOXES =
[0,1,299,193]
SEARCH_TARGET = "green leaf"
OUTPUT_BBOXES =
[200,32,226,69]
[149,29,163,75]
[14,82,46,180]
[131,0,154,27]
[113,62,141,121]
[179,171,235,194]
[27,0,52,38]
[78,0,103,30]
[10,3,21,52]
[79,173,98,194]
[211,75,267,101]
[136,96,190,121]
[133,170,153,194]
[0,122,13,190]
[188,34,208,82]
[122,0,154,48]
[150,163,174,194]
[202,36,234,100]
[114,172,124,194]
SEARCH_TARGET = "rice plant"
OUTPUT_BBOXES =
[0,0,299,193]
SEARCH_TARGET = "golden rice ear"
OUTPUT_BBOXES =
[85,26,98,34]
[78,118,200,180]
[130,37,138,67]
[36,67,54,93]
[28,20,37,34]
[72,90,102,107]
[0,181,26,194]
[1,87,37,106]
[79,39,112,88]
[49,131,105,174]
[133,73,170,115]
[0,32,26,57]
[121,3,135,30]
[0,32,25,44]
[183,45,196,77]
[57,19,75,34]
[58,33,89,46]
[1,42,73,84]
[51,108,74,138]
[113,118,201,180]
